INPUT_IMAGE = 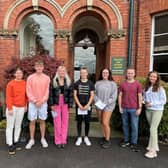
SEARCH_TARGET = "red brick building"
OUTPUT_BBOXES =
[0,0,168,90]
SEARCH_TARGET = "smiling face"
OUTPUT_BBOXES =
[102,69,109,80]
[14,69,23,80]
[34,63,44,74]
[80,68,88,80]
[57,66,66,78]
[149,72,158,85]
[126,69,135,80]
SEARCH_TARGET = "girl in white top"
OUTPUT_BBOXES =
[143,71,166,159]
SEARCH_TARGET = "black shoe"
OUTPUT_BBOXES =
[57,144,62,149]
[14,142,22,151]
[8,145,15,155]
[102,140,111,149]
[130,144,140,152]
[100,137,106,145]
[61,144,65,149]
[120,141,130,148]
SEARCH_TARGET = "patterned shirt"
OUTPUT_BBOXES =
[74,80,94,106]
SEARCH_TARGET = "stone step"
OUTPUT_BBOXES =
[68,108,122,138]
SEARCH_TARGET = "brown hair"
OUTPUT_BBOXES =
[144,71,161,92]
[80,67,89,79]
[98,68,113,81]
[125,67,136,79]
[34,60,44,66]
[14,67,24,74]
[80,67,88,71]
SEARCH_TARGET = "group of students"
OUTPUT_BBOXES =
[5,60,166,159]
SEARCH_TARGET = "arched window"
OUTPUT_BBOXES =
[20,13,54,57]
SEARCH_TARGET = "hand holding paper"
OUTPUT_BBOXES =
[77,108,88,115]
[51,110,57,118]
[95,100,106,110]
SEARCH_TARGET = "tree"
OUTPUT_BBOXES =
[4,54,63,83]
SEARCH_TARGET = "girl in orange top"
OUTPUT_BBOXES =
[6,67,27,155]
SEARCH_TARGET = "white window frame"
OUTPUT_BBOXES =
[150,12,168,77]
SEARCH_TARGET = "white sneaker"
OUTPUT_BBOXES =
[25,139,35,149]
[75,137,82,146]
[41,138,48,148]
[145,151,157,159]
[84,136,91,146]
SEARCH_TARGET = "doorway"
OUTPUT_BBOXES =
[74,29,97,82]
[74,46,96,82]
[72,15,107,82]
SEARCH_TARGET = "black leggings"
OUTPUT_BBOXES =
[76,113,91,137]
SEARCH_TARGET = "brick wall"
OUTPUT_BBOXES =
[136,0,168,77]
[0,0,167,90]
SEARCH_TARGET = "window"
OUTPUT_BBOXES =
[151,13,168,82]
[20,14,54,57]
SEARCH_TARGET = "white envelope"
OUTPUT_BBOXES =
[77,108,88,115]
[95,100,106,110]
[51,110,57,118]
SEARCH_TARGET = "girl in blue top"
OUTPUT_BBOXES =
[143,71,166,159]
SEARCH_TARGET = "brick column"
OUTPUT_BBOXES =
[0,29,18,88]
[54,29,72,76]
[107,29,127,82]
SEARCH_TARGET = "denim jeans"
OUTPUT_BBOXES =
[122,108,139,144]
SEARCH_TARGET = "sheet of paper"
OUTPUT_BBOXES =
[51,111,57,118]
[77,108,88,115]
[95,100,106,110]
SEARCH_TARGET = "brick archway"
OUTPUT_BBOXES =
[65,1,125,80]
[66,0,124,31]
[3,1,58,30]
[2,1,60,58]
[69,11,110,80]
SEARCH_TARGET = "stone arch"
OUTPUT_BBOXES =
[68,7,111,33]
[3,0,58,29]
[102,0,123,29]
[66,1,123,30]
[15,8,57,30]
[3,0,26,29]
[71,11,108,44]
[70,8,111,81]
[44,0,78,17]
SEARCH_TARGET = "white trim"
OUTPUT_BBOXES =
[153,53,168,56]
[32,0,38,6]
[44,0,78,17]
[32,0,39,10]
[150,15,155,71]
[87,0,93,6]
[154,32,168,37]
[159,73,168,75]
[151,12,168,74]
[153,12,168,18]
[3,0,27,29]
[87,0,93,10]
[102,0,123,29]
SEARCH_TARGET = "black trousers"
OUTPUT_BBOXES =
[76,111,91,137]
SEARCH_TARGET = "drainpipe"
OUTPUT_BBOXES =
[127,0,134,67]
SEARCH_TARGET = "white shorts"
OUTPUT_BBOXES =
[28,102,48,121]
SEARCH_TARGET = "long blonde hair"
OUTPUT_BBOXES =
[52,65,71,88]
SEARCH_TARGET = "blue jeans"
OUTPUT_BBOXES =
[122,108,139,144]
